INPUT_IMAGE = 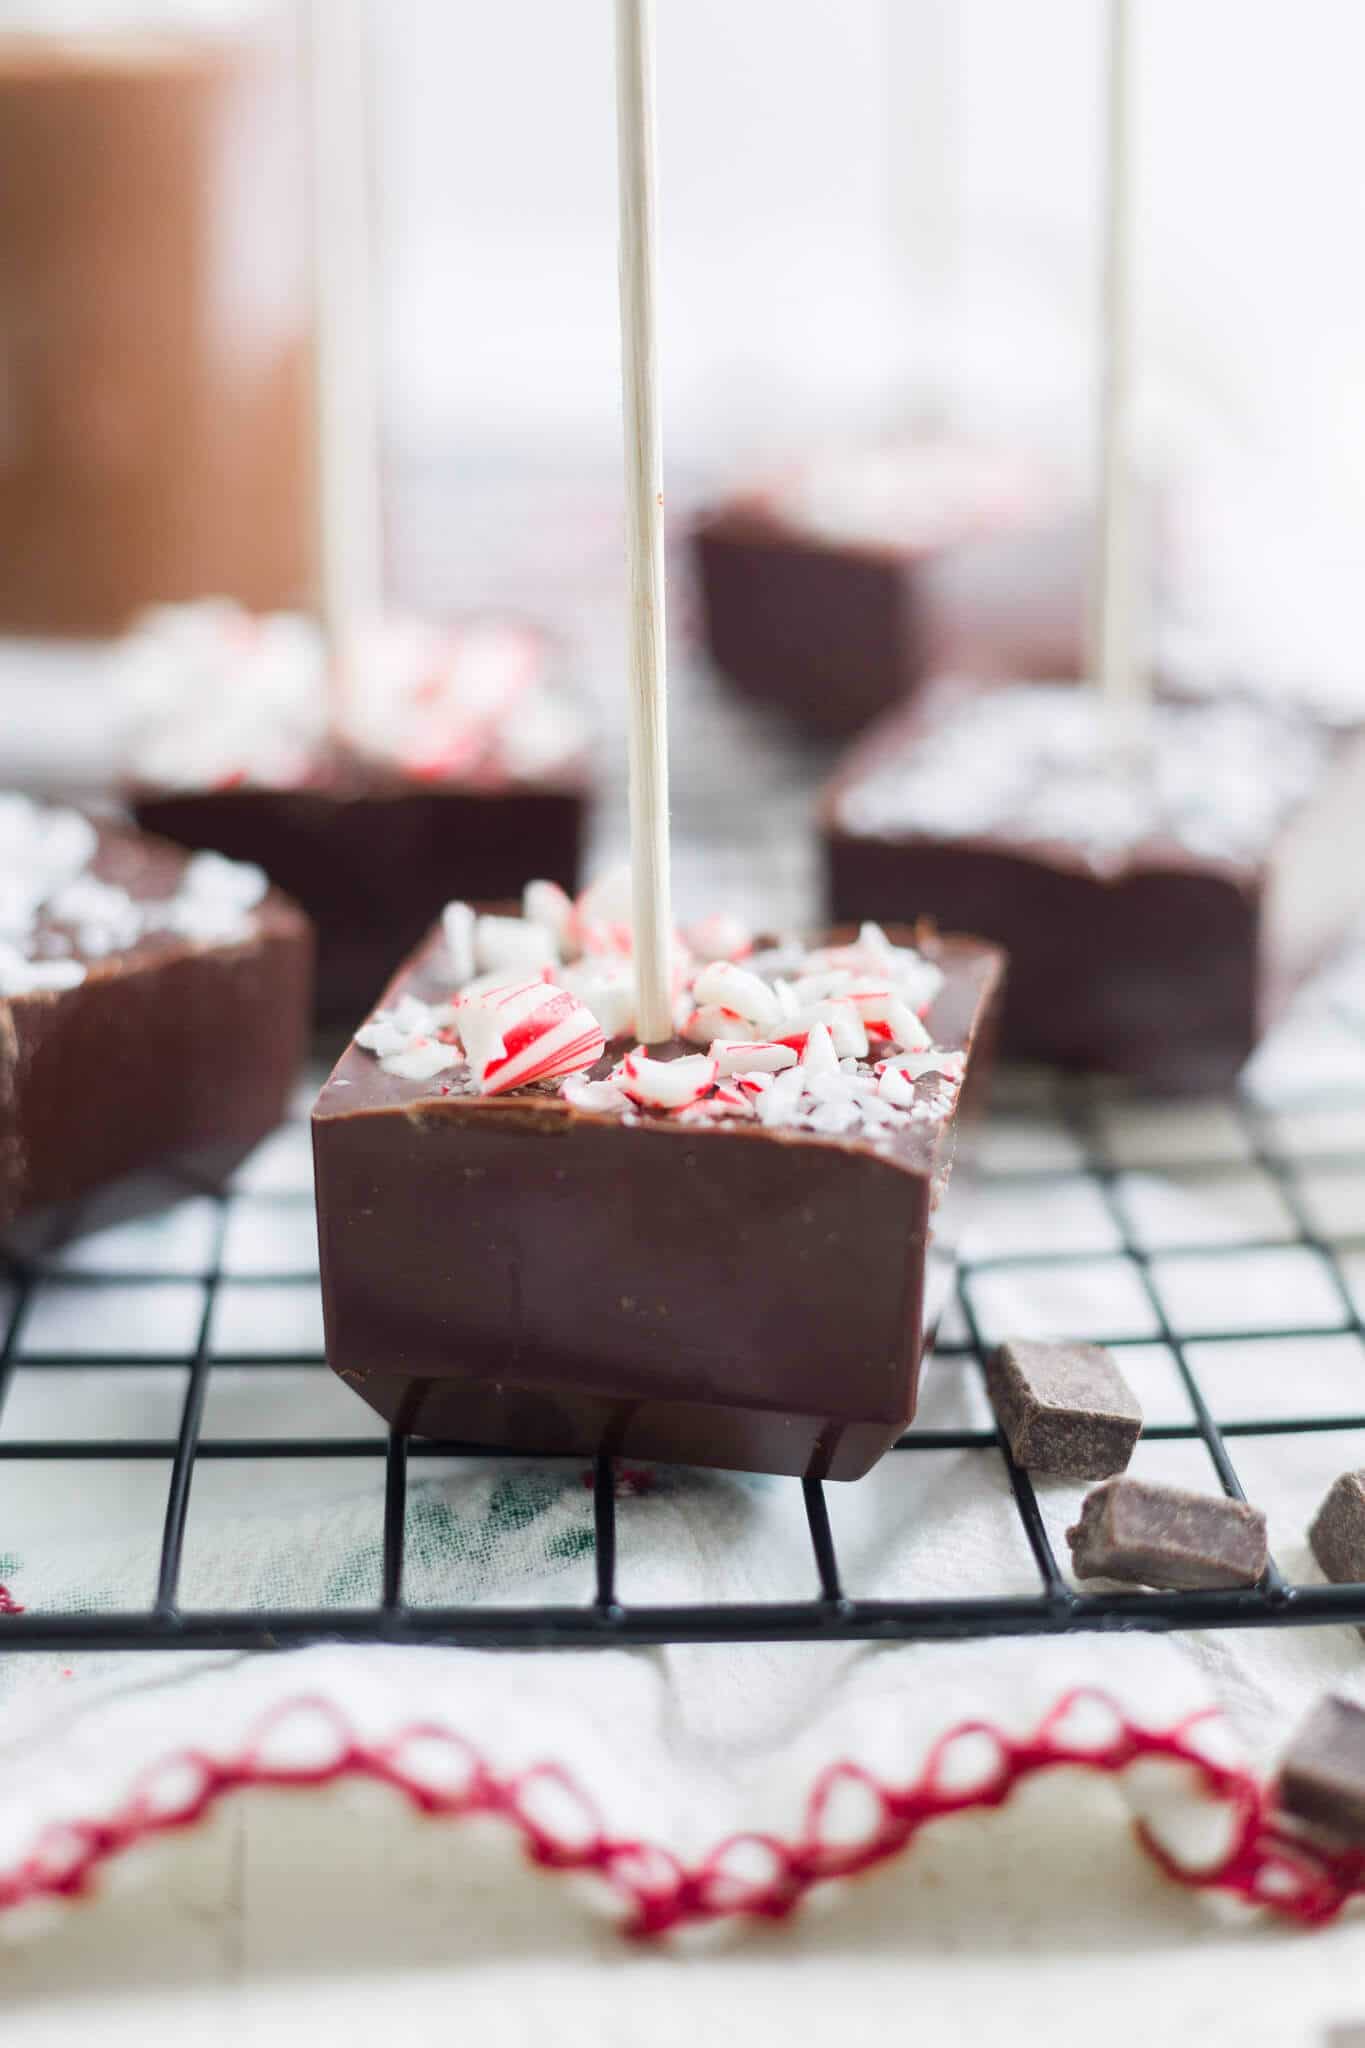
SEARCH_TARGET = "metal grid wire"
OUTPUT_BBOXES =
[5,1058,1365,1653]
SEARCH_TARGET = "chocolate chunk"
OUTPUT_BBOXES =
[313,912,1003,1480]
[823,679,1365,1091]
[1,801,312,1230]
[1278,1695,1365,1843]
[1067,1477,1268,1590]
[693,443,1085,739]
[1310,1471,1365,1587]
[986,1339,1142,1479]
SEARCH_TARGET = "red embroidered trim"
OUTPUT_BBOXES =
[0,1688,1360,1938]
[0,1585,22,1616]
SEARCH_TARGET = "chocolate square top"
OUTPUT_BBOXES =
[828,680,1343,880]
[315,899,1002,1185]
[0,793,299,997]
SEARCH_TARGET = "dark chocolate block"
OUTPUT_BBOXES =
[1310,1471,1365,1588]
[1278,1695,1365,1843]
[986,1339,1142,1479]
[824,681,1365,1092]
[134,770,585,1026]
[313,916,1003,1480]
[1067,1477,1268,1589]
[1,800,312,1229]
[122,604,591,1022]
[693,444,1085,740]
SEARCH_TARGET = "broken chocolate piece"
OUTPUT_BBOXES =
[313,896,1003,1480]
[1,797,312,1229]
[1278,1695,1365,1843]
[1310,1471,1365,1588]
[122,604,591,1022]
[1067,1477,1268,1590]
[986,1339,1142,1479]
[694,441,1086,739]
[823,679,1365,1091]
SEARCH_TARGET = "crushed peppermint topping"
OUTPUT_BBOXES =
[838,684,1329,870]
[0,793,269,998]
[118,600,588,791]
[353,873,964,1143]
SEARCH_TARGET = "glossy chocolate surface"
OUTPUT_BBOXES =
[823,684,1365,1092]
[313,924,1003,1480]
[2,818,312,1228]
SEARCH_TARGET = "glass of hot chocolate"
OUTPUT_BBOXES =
[0,3,314,634]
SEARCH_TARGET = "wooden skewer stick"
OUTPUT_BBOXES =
[887,0,959,432]
[614,0,673,1044]
[306,0,384,720]
[1091,0,1144,736]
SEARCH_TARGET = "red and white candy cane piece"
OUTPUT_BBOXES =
[619,1048,718,1113]
[800,1021,839,1077]
[876,1047,964,1085]
[712,1039,799,1077]
[454,978,590,1090]
[711,1080,757,1114]
[686,912,753,963]
[561,1072,631,1113]
[560,960,636,1042]
[570,869,636,962]
[690,961,781,1037]
[887,998,933,1052]
[477,986,606,1096]
[820,981,930,1051]
[791,969,852,1005]
[682,1003,749,1046]
[877,1063,917,1109]
[522,878,576,955]
[574,867,634,941]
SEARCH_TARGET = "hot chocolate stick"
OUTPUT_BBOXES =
[614,0,673,1044]
[1091,0,1144,740]
[887,0,959,429]
[306,0,383,716]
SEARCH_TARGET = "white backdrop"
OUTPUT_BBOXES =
[373,0,1365,694]
[376,0,1365,490]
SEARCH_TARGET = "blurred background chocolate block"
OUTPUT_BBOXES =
[823,681,1365,1092]
[693,443,1088,740]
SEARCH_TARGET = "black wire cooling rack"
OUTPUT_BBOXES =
[5,1067,1365,1654]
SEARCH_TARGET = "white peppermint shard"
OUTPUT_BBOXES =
[382,1039,462,1082]
[442,901,477,984]
[474,913,559,976]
